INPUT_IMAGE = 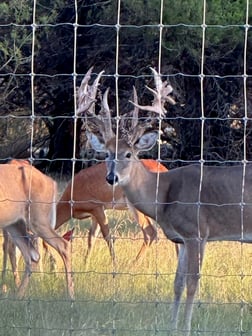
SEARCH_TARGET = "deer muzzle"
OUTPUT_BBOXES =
[106,172,118,185]
[106,155,119,185]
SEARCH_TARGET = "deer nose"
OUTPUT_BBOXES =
[106,173,118,185]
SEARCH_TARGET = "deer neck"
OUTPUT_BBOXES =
[119,160,162,218]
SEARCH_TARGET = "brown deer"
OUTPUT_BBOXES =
[1,160,30,291]
[0,161,74,298]
[2,160,49,290]
[55,159,168,263]
[78,67,251,335]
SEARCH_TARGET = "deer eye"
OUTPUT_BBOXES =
[125,152,131,159]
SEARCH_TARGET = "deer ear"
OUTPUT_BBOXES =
[87,132,106,152]
[134,131,158,152]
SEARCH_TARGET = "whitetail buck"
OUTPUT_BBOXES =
[78,67,252,335]
[0,160,74,298]
[56,159,168,263]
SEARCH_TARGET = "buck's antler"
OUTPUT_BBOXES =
[79,67,174,148]
[77,66,104,115]
[129,67,175,118]
[120,86,153,145]
[99,87,115,141]
[77,67,115,143]
[120,68,175,145]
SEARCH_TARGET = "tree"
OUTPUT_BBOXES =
[0,0,251,174]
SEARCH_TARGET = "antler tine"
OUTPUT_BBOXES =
[77,67,105,116]
[121,86,153,146]
[78,68,111,140]
[77,67,94,115]
[100,87,115,141]
[129,67,176,118]
[91,70,105,101]
[150,67,176,107]
[131,86,139,130]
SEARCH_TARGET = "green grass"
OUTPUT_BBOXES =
[1,212,252,335]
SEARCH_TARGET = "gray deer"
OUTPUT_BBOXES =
[77,67,251,335]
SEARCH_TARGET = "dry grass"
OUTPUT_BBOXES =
[1,211,252,335]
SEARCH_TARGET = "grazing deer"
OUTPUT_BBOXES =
[0,161,74,298]
[2,160,31,292]
[1,161,30,291]
[56,159,168,263]
[2,159,50,290]
[2,226,74,293]
[78,67,251,335]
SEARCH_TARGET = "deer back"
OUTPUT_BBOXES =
[0,164,57,229]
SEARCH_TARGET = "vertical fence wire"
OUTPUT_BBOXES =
[240,1,250,333]
[26,1,37,335]
[113,1,122,334]
[68,1,80,334]
[197,0,207,333]
[155,0,164,334]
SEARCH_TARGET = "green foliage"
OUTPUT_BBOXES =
[0,0,71,74]
[0,0,33,24]
[0,1,33,73]
[206,0,248,25]
[162,0,204,25]
[97,0,247,73]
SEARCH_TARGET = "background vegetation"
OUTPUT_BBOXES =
[0,0,251,173]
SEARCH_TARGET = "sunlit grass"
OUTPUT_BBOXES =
[1,211,252,335]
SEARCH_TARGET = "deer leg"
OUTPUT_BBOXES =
[93,208,115,263]
[42,240,57,272]
[89,207,115,262]
[2,229,17,292]
[2,230,10,292]
[6,223,40,298]
[35,226,74,299]
[129,206,157,262]
[175,243,180,257]
[29,236,45,274]
[84,215,101,264]
[183,239,206,336]
[172,243,187,331]
[8,235,20,287]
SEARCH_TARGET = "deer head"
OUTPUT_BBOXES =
[77,67,175,184]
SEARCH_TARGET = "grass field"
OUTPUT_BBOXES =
[1,211,252,335]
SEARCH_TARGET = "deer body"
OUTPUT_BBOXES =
[105,137,252,334]
[56,159,167,262]
[79,67,248,334]
[111,153,251,242]
[0,163,74,298]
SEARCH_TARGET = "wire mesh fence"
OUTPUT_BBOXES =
[0,0,252,335]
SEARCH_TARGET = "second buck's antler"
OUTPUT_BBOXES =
[77,67,114,143]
